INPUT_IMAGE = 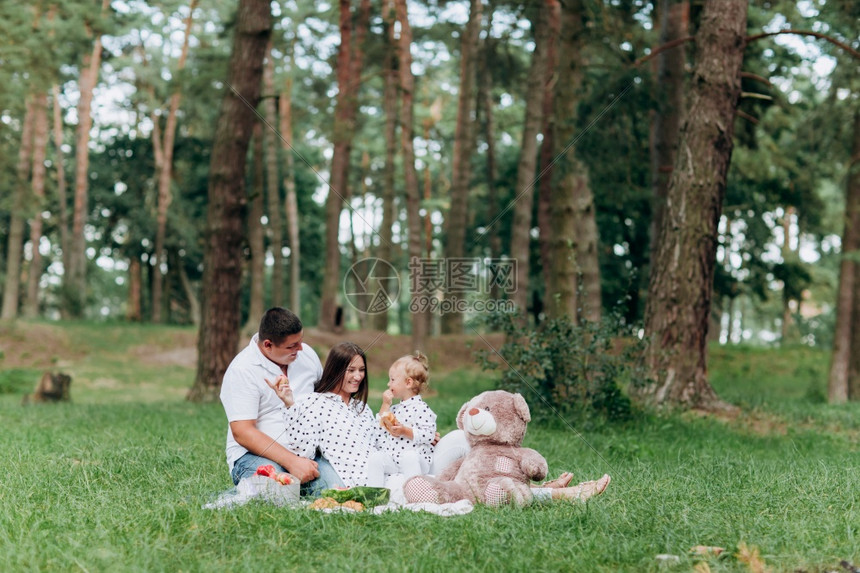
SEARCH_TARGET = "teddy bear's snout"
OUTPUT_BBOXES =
[463,407,497,436]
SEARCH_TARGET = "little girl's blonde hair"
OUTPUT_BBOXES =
[395,351,430,393]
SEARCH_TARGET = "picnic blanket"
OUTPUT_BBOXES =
[202,473,474,516]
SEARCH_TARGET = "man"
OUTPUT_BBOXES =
[220,307,342,493]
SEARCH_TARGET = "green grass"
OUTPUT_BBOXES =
[0,323,858,572]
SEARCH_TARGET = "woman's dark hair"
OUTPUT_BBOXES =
[258,307,303,344]
[315,342,368,409]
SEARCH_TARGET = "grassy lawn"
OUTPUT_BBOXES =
[0,322,857,572]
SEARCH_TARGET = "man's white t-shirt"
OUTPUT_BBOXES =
[220,334,323,471]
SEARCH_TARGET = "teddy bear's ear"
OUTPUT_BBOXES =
[513,393,531,423]
[455,399,470,430]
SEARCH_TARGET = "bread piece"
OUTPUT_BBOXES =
[379,411,398,432]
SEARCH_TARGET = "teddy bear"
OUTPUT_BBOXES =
[402,390,548,507]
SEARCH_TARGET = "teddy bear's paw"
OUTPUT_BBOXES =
[403,477,441,504]
[483,482,510,507]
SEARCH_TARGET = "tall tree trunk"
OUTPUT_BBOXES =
[829,109,860,403]
[479,71,500,290]
[127,256,143,321]
[188,0,271,403]
[372,0,398,332]
[24,91,50,318]
[244,125,266,334]
[52,84,70,279]
[640,0,747,410]
[440,0,482,334]
[537,0,561,299]
[278,37,301,314]
[546,0,601,322]
[394,0,428,350]
[175,248,201,326]
[649,0,689,253]
[780,205,795,341]
[510,3,549,323]
[262,39,284,306]
[319,0,369,332]
[2,96,36,320]
[152,0,197,324]
[66,0,109,318]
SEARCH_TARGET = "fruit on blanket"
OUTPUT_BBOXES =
[275,472,292,485]
[255,464,277,478]
[320,486,390,507]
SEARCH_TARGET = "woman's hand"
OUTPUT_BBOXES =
[265,374,294,407]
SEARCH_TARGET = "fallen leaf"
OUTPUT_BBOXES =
[736,541,769,573]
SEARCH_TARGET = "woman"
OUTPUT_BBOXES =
[269,342,400,487]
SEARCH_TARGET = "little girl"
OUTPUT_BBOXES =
[375,352,437,478]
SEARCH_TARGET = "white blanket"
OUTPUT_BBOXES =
[203,473,473,516]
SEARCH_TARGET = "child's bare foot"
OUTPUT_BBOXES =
[540,472,574,488]
[551,474,610,501]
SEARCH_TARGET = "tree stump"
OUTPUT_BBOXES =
[22,372,72,404]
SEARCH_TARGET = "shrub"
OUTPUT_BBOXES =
[0,368,38,395]
[476,313,644,426]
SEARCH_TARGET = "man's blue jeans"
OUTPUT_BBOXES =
[231,452,343,496]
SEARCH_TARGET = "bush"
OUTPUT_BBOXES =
[476,313,644,425]
[0,368,38,395]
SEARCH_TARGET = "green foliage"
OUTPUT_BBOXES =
[477,313,643,426]
[0,368,37,395]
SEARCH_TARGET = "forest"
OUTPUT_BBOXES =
[1,0,858,406]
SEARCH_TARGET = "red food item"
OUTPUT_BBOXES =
[255,464,277,478]
[275,472,292,485]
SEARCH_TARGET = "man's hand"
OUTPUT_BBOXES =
[265,374,294,407]
[286,456,320,483]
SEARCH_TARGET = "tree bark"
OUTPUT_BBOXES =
[188,0,271,403]
[440,0,482,334]
[262,39,284,306]
[127,256,142,321]
[537,0,561,298]
[780,205,795,342]
[152,0,197,324]
[66,0,109,318]
[278,36,301,314]
[319,0,369,332]
[24,91,50,318]
[510,3,549,323]
[372,0,398,332]
[244,125,266,334]
[640,0,748,410]
[829,109,860,403]
[478,45,501,300]
[395,0,428,350]
[649,0,689,254]
[546,0,601,322]
[52,84,70,282]
[2,96,36,320]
